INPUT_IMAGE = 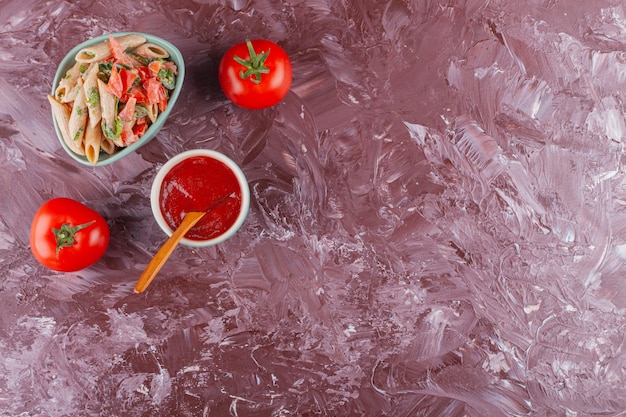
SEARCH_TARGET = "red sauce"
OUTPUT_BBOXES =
[159,155,243,241]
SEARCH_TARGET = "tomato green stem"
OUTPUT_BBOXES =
[52,221,95,259]
[234,39,271,84]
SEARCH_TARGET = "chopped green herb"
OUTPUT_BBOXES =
[73,127,84,142]
[134,105,149,118]
[97,62,112,82]
[102,118,122,140]
[87,87,99,108]
[157,67,176,90]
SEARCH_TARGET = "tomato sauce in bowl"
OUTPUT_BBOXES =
[151,149,249,247]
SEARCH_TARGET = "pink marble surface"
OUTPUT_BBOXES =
[1,0,626,416]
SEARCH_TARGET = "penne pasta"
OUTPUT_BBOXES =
[75,33,147,63]
[48,95,85,156]
[132,42,170,59]
[68,78,88,148]
[55,61,83,103]
[100,136,117,155]
[84,120,103,165]
[82,63,102,127]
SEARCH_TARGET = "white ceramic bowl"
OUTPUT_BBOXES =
[150,149,250,247]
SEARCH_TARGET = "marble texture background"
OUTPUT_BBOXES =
[1,0,625,416]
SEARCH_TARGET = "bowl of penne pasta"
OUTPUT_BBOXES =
[49,32,185,166]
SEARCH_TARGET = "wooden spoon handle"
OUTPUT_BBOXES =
[133,211,206,294]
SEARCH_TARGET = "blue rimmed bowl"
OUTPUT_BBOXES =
[50,32,185,166]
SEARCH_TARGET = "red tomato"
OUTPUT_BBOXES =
[108,34,133,67]
[123,85,148,104]
[120,68,138,93]
[107,64,124,98]
[218,39,292,110]
[118,97,138,145]
[148,60,162,78]
[109,67,138,101]
[137,66,151,83]
[133,119,148,137]
[143,77,168,111]
[30,198,110,272]
[118,96,136,122]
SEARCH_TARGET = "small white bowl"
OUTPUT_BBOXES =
[150,149,250,247]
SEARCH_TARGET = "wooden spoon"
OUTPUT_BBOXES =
[133,210,206,294]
